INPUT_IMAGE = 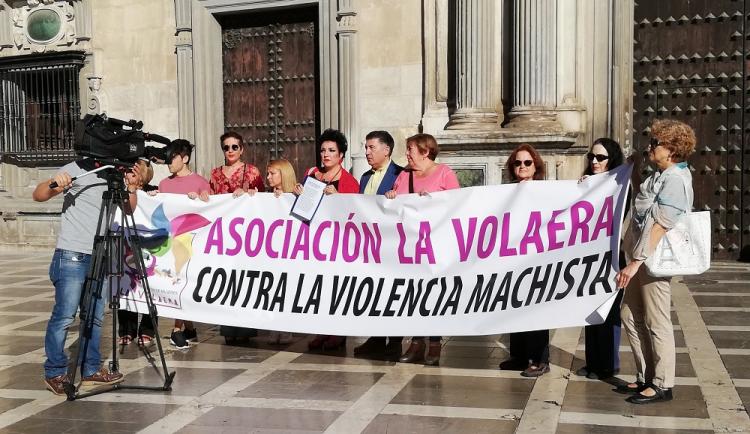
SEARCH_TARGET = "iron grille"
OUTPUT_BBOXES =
[0,52,84,166]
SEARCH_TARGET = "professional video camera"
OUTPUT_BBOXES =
[74,114,174,166]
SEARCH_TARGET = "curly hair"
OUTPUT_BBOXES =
[650,119,696,162]
[506,143,545,182]
[318,129,348,156]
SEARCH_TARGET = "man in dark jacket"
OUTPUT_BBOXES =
[354,130,404,359]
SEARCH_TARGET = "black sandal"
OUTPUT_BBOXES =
[626,385,673,404]
[614,381,646,394]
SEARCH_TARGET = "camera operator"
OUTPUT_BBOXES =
[32,159,145,395]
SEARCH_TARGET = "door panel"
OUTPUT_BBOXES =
[633,1,747,259]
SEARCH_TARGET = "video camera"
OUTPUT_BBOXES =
[74,114,174,166]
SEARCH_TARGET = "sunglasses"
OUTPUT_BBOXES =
[587,153,609,162]
[222,144,240,152]
[513,159,533,168]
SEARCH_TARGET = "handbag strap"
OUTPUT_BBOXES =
[409,170,415,194]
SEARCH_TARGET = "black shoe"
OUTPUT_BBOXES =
[353,337,386,356]
[499,358,527,371]
[384,340,403,360]
[575,366,590,377]
[183,328,198,342]
[170,330,189,349]
[627,386,673,404]
[614,381,646,395]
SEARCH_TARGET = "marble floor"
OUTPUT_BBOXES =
[0,249,748,433]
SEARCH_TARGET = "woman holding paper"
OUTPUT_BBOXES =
[576,138,626,380]
[615,119,696,404]
[295,128,359,196]
[498,144,551,377]
[385,133,460,366]
[301,129,359,351]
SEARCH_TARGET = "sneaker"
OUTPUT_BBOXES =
[170,330,190,349]
[183,328,198,342]
[137,334,154,347]
[81,368,124,386]
[44,374,69,395]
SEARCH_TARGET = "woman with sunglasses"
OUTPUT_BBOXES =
[202,131,265,200]
[208,131,264,344]
[576,138,626,380]
[299,129,359,351]
[384,133,460,366]
[615,119,696,404]
[498,143,550,377]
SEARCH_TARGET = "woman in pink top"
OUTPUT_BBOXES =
[385,133,459,366]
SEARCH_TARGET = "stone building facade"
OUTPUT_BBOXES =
[0,0,634,249]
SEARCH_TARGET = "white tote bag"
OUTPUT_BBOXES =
[644,176,711,277]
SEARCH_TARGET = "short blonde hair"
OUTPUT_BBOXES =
[651,119,696,162]
[267,159,297,193]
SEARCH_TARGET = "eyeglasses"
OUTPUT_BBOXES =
[587,153,609,162]
[513,159,533,168]
[222,144,240,152]
[648,137,661,150]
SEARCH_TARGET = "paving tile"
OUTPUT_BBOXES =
[562,381,708,418]
[0,314,36,327]
[292,352,395,366]
[391,374,533,409]
[0,363,49,390]
[168,342,277,364]
[709,330,750,349]
[0,287,51,297]
[237,369,383,401]
[721,354,750,379]
[0,300,55,313]
[692,295,750,308]
[0,397,33,414]
[556,424,713,434]
[362,414,517,434]
[2,401,178,433]
[177,406,340,433]
[0,335,45,356]
[701,311,750,326]
[123,366,244,396]
[737,387,750,416]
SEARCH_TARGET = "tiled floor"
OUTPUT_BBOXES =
[0,250,749,433]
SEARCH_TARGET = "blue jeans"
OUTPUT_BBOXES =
[44,249,106,378]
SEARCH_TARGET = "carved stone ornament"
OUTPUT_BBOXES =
[11,0,80,53]
[86,75,102,114]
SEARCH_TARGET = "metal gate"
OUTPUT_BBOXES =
[633,1,748,260]
[221,8,318,180]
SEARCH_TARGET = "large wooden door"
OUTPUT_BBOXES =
[633,1,749,260]
[221,8,318,182]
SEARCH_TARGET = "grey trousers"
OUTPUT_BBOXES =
[620,266,675,389]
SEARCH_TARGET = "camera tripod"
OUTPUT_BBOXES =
[63,168,175,400]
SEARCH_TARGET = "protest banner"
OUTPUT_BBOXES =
[118,164,631,336]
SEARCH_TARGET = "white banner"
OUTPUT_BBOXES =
[118,165,632,336]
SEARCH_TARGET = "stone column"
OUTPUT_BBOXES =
[420,0,450,133]
[446,0,503,130]
[174,0,195,144]
[0,2,14,50]
[508,0,559,128]
[72,0,92,42]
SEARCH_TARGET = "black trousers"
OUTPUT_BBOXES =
[118,310,155,337]
[509,330,549,364]
[583,289,623,374]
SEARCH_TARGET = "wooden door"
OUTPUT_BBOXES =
[221,8,318,183]
[633,1,748,259]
